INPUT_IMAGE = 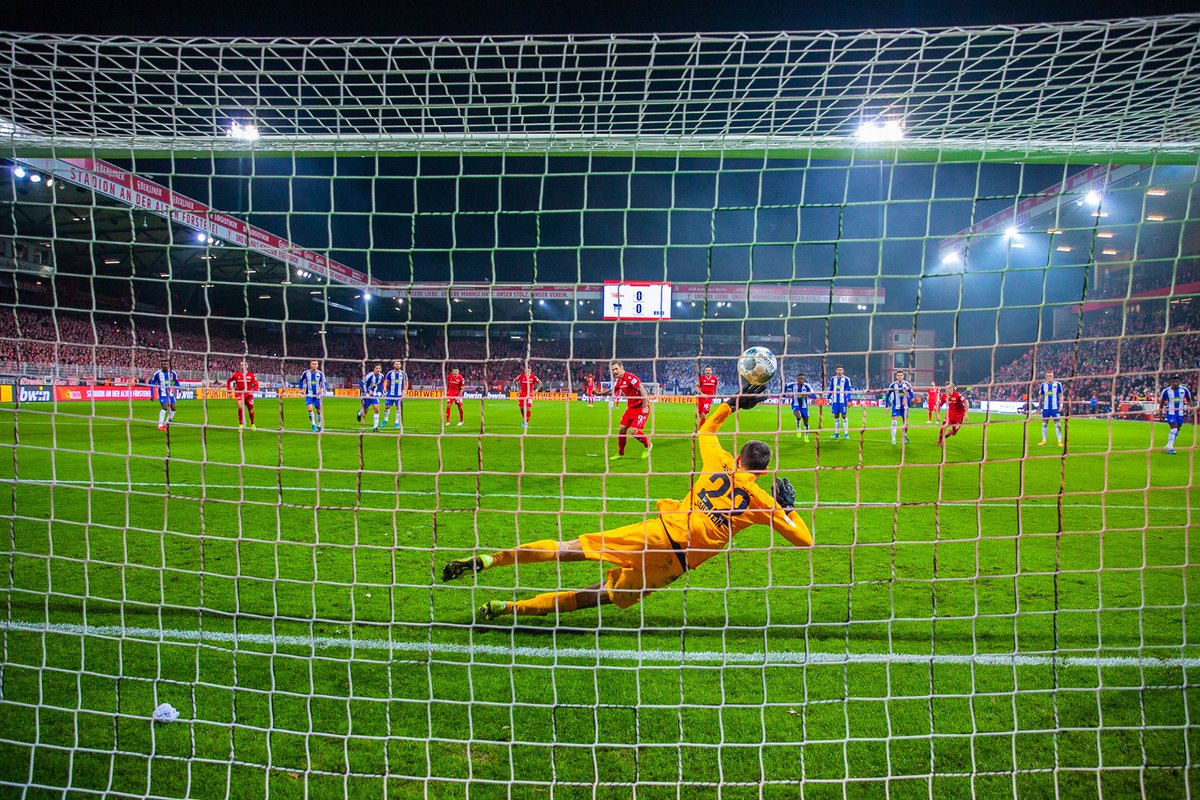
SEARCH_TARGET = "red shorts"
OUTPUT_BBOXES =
[697,397,714,415]
[519,398,532,409]
[620,405,649,430]
[446,396,463,405]
[238,394,254,408]
[947,413,965,425]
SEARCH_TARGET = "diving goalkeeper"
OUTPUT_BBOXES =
[441,383,813,620]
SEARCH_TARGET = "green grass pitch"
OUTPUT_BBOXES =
[1,396,1197,799]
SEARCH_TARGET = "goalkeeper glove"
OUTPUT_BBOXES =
[773,477,796,510]
[724,382,768,411]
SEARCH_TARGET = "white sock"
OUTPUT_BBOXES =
[1167,429,1178,448]
[1056,422,1063,442]
[309,411,315,425]
[891,419,897,442]
[158,409,166,425]
[1041,422,1048,440]
[373,412,379,428]
[168,409,176,421]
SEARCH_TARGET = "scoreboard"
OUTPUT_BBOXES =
[602,282,672,321]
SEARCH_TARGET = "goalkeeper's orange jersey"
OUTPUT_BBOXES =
[656,404,812,570]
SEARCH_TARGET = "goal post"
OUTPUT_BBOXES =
[1,19,1200,799]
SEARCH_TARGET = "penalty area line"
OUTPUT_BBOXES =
[2,619,1198,669]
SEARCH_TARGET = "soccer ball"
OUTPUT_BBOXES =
[737,346,777,386]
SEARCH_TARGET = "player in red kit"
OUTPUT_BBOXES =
[514,365,541,429]
[583,372,597,407]
[937,384,968,444]
[695,366,720,430]
[927,382,945,424]
[227,360,260,430]
[599,360,651,460]
[445,368,465,426]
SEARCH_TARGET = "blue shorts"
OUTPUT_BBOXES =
[158,397,175,407]
[306,397,322,410]
[361,398,379,407]
[1166,414,1184,427]
[1041,409,1059,419]
[385,398,403,407]
[891,408,907,418]
[792,405,808,419]
[830,402,847,416]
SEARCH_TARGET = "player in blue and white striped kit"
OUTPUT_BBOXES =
[1037,370,1066,446]
[299,360,327,432]
[358,364,385,431]
[383,360,408,430]
[1160,380,1192,455]
[827,365,854,440]
[885,370,914,445]
[148,357,179,431]
[783,372,815,441]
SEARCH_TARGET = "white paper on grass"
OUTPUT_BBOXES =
[152,703,179,722]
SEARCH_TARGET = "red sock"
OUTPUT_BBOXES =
[526,408,532,422]
[459,406,464,422]
[635,433,650,448]
[618,433,627,455]
[445,404,450,422]
[237,408,243,424]
[249,408,255,423]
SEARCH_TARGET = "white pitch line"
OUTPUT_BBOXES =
[0,416,1176,453]
[2,619,1197,669]
[4,477,1194,513]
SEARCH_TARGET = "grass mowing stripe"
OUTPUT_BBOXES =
[4,619,1198,669]
[6,477,1184,512]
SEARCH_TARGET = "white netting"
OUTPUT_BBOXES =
[2,18,1200,157]
[0,20,1199,800]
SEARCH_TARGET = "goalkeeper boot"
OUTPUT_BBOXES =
[251,424,256,431]
[442,555,492,583]
[477,600,510,622]
[641,445,652,460]
[609,452,624,461]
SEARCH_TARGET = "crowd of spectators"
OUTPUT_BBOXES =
[3,298,1196,404]
[990,303,1199,409]
[0,307,782,392]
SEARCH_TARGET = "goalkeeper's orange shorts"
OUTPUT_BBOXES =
[578,518,686,609]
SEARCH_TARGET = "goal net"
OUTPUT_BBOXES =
[2,19,1199,798]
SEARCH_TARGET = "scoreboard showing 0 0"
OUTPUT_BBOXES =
[602,281,672,321]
